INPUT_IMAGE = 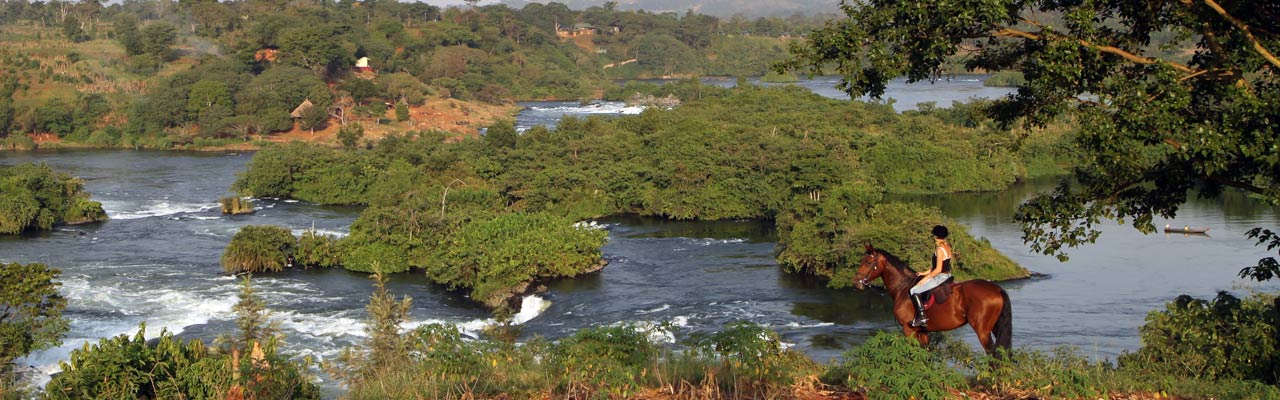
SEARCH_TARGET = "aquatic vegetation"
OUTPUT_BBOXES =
[220,225,297,274]
[0,163,107,234]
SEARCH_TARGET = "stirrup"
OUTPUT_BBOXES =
[910,317,928,327]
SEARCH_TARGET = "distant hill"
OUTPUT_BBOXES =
[498,0,841,18]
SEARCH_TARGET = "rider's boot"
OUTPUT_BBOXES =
[909,293,929,327]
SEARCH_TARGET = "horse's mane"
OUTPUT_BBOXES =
[873,248,917,275]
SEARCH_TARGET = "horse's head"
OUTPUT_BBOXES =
[854,243,889,290]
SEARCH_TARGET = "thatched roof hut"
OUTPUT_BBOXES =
[290,99,314,118]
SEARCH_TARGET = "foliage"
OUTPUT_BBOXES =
[229,275,281,351]
[0,163,106,234]
[427,212,608,310]
[337,123,364,149]
[973,344,1280,400]
[549,324,657,398]
[782,0,1280,273]
[140,22,177,60]
[45,327,319,399]
[982,71,1025,88]
[233,86,1048,301]
[1120,291,1279,384]
[327,272,412,386]
[826,331,964,400]
[220,225,297,274]
[0,263,68,383]
[297,102,329,132]
[295,228,342,268]
[685,321,818,393]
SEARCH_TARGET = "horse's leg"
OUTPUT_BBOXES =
[902,326,929,348]
[961,284,1000,354]
[971,325,994,353]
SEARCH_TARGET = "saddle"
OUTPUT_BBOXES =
[920,277,956,311]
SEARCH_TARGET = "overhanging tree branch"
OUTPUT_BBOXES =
[1202,0,1280,70]
[989,27,1197,74]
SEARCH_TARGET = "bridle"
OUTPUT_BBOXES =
[855,252,882,288]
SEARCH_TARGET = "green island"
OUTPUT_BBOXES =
[227,84,1051,311]
[2,0,1279,398]
[0,163,107,234]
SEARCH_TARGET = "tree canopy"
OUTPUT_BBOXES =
[783,0,1280,279]
[0,262,69,383]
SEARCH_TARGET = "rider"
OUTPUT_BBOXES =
[909,225,953,327]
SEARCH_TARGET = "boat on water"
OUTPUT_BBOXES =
[1164,224,1210,234]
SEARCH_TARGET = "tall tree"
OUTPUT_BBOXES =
[141,22,177,60]
[783,0,1280,280]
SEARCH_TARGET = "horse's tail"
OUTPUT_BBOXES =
[994,288,1013,355]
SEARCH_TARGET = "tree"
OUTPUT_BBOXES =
[186,80,233,116]
[230,275,280,351]
[61,15,88,42]
[115,14,144,55]
[393,102,408,122]
[783,0,1280,279]
[140,22,177,60]
[298,102,329,133]
[0,263,69,382]
[278,23,350,75]
[337,122,364,149]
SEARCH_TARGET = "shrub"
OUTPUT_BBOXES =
[550,325,658,398]
[221,225,297,274]
[295,228,342,268]
[983,70,1026,87]
[394,102,409,122]
[827,331,964,400]
[686,321,818,393]
[0,163,107,234]
[1120,291,1279,384]
[425,212,608,310]
[971,344,1280,399]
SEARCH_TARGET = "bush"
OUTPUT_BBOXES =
[296,228,342,268]
[1120,291,1279,384]
[827,331,964,400]
[686,321,818,393]
[983,70,1026,87]
[550,325,658,398]
[221,225,297,274]
[0,163,107,234]
[972,344,1280,399]
[425,212,608,310]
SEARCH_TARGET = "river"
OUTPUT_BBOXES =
[2,76,1278,394]
[516,75,1014,131]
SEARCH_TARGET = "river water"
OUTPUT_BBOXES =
[2,76,1278,393]
[517,75,1014,131]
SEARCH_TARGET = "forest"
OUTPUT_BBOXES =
[0,0,831,150]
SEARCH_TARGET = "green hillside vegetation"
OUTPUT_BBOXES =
[0,163,106,234]
[235,84,1078,302]
[0,0,828,150]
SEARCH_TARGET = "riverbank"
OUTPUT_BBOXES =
[2,97,518,152]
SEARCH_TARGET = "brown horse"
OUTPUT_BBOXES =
[853,244,1012,354]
